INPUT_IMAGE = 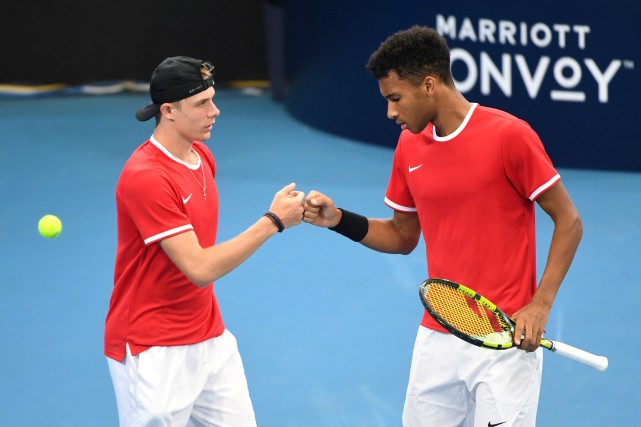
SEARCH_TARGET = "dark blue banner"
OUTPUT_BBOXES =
[284,2,641,171]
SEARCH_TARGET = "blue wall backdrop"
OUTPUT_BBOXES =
[283,1,641,171]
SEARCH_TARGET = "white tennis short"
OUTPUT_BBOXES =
[402,326,543,427]
[107,329,257,427]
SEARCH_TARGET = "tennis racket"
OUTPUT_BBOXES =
[418,278,608,371]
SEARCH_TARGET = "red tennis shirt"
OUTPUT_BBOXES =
[105,136,225,361]
[385,104,560,331]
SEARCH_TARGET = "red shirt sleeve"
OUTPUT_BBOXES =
[502,120,560,201]
[122,168,193,245]
[385,133,417,212]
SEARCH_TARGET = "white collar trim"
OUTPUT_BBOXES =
[149,135,201,170]
[433,103,478,142]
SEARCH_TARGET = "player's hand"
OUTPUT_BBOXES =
[269,183,305,229]
[303,190,341,228]
[512,300,550,353]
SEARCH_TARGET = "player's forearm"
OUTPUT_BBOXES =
[326,209,420,254]
[189,217,279,286]
[533,212,583,308]
[360,218,419,254]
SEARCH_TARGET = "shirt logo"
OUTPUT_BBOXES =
[488,422,506,427]
[182,194,193,204]
[408,164,423,173]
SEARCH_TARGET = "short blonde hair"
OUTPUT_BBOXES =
[201,62,213,80]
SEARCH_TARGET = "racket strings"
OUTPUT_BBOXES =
[425,284,510,342]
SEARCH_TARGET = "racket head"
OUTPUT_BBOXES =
[419,278,516,350]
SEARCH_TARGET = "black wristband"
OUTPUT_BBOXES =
[263,211,284,232]
[328,208,368,242]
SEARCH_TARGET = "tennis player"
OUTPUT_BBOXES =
[303,26,583,426]
[104,56,305,426]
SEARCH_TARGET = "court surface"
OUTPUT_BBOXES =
[1,90,639,426]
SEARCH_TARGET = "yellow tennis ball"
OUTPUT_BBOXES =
[38,214,63,238]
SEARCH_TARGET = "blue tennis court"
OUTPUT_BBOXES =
[1,90,639,426]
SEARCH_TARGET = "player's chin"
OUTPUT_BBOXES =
[198,130,212,141]
[408,124,428,134]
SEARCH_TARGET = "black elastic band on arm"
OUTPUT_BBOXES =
[329,208,368,242]
[263,211,284,232]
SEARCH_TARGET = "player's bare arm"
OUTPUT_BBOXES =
[304,190,421,254]
[161,183,305,287]
[361,211,421,254]
[513,182,583,351]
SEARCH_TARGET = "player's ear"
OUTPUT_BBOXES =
[423,76,436,96]
[160,103,174,119]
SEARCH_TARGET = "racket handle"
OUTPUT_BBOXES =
[547,340,609,372]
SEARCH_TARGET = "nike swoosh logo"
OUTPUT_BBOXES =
[182,194,193,204]
[488,422,506,427]
[408,164,423,173]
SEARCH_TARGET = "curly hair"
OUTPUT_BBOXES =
[366,26,453,87]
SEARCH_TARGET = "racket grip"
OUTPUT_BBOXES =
[549,340,609,372]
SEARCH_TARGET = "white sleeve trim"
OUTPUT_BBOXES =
[529,174,561,201]
[144,224,194,245]
[384,197,417,212]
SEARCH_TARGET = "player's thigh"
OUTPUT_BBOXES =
[108,343,206,427]
[472,348,542,427]
[190,332,257,427]
[403,327,470,427]
[107,354,138,426]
